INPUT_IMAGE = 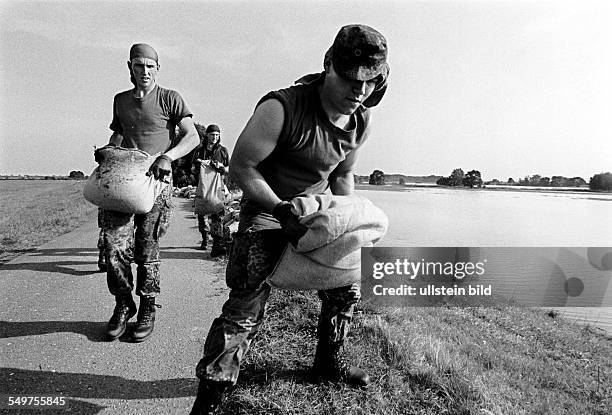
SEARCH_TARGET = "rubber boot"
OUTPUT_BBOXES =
[106,294,137,340]
[199,231,208,250]
[131,296,158,342]
[189,380,229,415]
[311,338,370,388]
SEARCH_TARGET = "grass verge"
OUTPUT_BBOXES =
[219,290,611,415]
[0,180,97,264]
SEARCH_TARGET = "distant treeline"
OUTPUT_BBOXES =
[0,171,87,180]
[356,172,441,185]
[486,175,587,187]
[487,173,612,191]
[362,169,612,192]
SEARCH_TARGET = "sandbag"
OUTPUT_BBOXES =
[266,194,388,290]
[194,163,226,215]
[83,146,168,214]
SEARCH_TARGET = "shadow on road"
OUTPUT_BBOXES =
[0,320,113,342]
[26,248,99,257]
[160,247,210,260]
[1,367,198,409]
[0,247,217,275]
[0,260,103,276]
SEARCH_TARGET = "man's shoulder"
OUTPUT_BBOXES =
[155,85,183,99]
[114,89,133,100]
[258,82,317,111]
[272,82,315,99]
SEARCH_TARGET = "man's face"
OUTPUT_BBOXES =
[206,132,220,148]
[129,57,159,90]
[325,63,377,115]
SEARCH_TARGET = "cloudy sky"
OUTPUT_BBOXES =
[1,0,610,181]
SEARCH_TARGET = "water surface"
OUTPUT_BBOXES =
[357,187,612,334]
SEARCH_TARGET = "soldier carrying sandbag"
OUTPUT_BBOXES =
[94,43,199,343]
[190,24,390,414]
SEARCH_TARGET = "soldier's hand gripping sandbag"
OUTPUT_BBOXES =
[94,143,117,163]
[272,201,307,247]
[147,154,172,181]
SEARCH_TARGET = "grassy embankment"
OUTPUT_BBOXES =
[0,180,97,264]
[0,180,610,414]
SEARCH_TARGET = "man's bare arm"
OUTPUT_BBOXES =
[163,117,200,161]
[230,99,284,212]
[329,147,360,195]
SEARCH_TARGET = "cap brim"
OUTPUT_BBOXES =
[336,62,388,82]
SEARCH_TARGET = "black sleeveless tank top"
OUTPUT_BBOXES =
[241,77,371,229]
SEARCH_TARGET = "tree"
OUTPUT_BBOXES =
[538,177,550,186]
[462,170,483,188]
[369,170,385,185]
[449,168,464,186]
[69,170,85,179]
[589,172,612,191]
[551,176,564,187]
[436,176,448,186]
[507,178,515,184]
[529,174,541,186]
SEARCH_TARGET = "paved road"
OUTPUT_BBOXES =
[0,198,229,414]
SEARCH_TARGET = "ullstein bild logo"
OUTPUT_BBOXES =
[361,247,612,307]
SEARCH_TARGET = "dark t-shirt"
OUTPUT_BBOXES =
[241,78,372,229]
[110,85,192,155]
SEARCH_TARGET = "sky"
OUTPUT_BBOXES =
[1,0,610,181]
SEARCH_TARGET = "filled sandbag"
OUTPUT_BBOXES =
[194,163,227,215]
[266,194,388,290]
[83,146,168,214]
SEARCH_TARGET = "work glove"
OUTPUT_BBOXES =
[272,201,307,247]
[211,161,226,174]
[147,154,172,181]
[94,143,117,163]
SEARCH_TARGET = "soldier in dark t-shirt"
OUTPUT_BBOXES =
[191,124,231,256]
[191,25,390,414]
[95,43,199,343]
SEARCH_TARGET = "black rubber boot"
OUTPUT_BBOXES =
[199,232,208,250]
[106,294,137,340]
[311,339,370,388]
[131,296,158,343]
[189,380,229,415]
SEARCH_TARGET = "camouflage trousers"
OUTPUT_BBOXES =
[195,228,361,385]
[101,186,173,297]
[97,208,105,253]
[197,209,231,252]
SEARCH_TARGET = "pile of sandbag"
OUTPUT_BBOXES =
[173,185,197,199]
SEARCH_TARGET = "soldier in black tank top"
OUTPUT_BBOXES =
[191,25,390,414]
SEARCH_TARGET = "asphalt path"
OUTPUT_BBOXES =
[0,198,230,414]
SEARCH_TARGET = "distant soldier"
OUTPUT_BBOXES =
[95,43,199,342]
[191,124,231,256]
